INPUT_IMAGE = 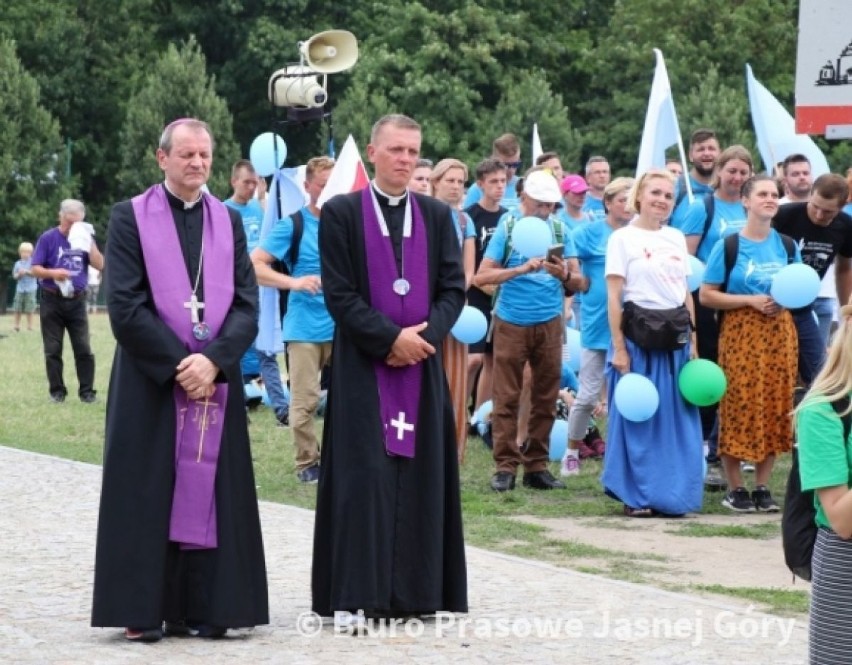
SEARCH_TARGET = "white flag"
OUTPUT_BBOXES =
[746,63,829,177]
[318,135,369,208]
[635,49,688,183]
[531,123,543,165]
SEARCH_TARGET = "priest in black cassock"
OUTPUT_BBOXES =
[312,114,468,618]
[92,118,268,642]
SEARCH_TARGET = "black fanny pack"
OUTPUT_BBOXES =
[622,301,692,351]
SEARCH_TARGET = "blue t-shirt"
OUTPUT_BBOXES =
[13,259,37,293]
[31,228,90,293]
[581,196,606,223]
[224,198,265,253]
[464,176,520,212]
[571,220,617,350]
[844,203,852,217]
[555,208,594,234]
[703,230,802,295]
[484,213,574,326]
[670,176,716,232]
[451,209,477,247]
[260,206,334,342]
[674,196,747,262]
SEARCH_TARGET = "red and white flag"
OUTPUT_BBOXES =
[318,135,370,207]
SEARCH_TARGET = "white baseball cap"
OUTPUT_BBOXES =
[523,170,562,203]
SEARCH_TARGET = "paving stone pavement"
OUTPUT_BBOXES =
[0,446,807,664]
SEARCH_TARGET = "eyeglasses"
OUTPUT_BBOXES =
[502,161,523,170]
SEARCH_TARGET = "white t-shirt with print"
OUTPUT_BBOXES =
[605,224,691,309]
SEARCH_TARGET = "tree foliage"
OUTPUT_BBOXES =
[0,37,74,278]
[2,0,850,297]
[117,37,239,200]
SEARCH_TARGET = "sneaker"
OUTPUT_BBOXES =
[752,485,780,512]
[80,392,97,403]
[741,461,755,473]
[276,410,289,427]
[522,469,567,490]
[704,464,727,492]
[591,438,606,458]
[577,441,597,459]
[297,464,320,484]
[560,454,580,477]
[481,425,493,450]
[722,487,756,513]
[49,392,66,403]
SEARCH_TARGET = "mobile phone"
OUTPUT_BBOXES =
[546,244,564,263]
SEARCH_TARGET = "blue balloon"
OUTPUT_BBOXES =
[451,305,488,344]
[511,216,552,258]
[770,263,821,309]
[549,419,569,461]
[249,132,287,177]
[473,399,493,425]
[244,382,262,400]
[613,373,659,422]
[565,327,582,372]
[686,256,705,292]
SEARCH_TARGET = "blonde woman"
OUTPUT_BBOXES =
[604,169,702,517]
[430,158,476,460]
[797,304,852,664]
[700,175,800,512]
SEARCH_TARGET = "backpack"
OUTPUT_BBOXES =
[272,209,304,318]
[782,396,852,582]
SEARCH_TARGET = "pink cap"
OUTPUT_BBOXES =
[560,174,589,194]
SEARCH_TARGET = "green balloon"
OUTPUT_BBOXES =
[678,359,727,407]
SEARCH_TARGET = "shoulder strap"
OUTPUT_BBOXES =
[721,233,739,293]
[500,213,518,267]
[553,218,564,245]
[831,396,852,442]
[779,233,796,265]
[697,191,716,250]
[288,210,304,270]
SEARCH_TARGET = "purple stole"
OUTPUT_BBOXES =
[362,187,430,458]
[132,184,234,549]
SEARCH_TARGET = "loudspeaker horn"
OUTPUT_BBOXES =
[300,30,358,74]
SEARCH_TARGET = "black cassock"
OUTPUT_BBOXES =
[312,189,468,616]
[92,189,268,629]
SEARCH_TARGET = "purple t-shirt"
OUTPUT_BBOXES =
[31,228,90,293]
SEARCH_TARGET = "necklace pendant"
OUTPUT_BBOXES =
[192,322,210,341]
[393,278,411,296]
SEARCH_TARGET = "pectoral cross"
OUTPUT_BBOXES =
[390,411,415,440]
[184,294,205,324]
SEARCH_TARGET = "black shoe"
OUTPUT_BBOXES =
[49,392,66,403]
[80,392,97,403]
[752,485,780,513]
[704,464,727,492]
[523,470,566,490]
[125,626,163,642]
[721,486,756,512]
[490,471,516,492]
[276,410,289,427]
[297,464,320,484]
[165,620,226,638]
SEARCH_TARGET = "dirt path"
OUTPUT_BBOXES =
[515,513,806,592]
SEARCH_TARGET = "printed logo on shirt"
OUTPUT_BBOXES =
[743,259,785,290]
[718,217,747,237]
[643,245,686,286]
[57,247,85,276]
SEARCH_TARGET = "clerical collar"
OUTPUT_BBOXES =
[369,183,412,238]
[372,181,408,207]
[163,182,203,210]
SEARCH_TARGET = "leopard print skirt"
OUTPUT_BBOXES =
[717,307,797,462]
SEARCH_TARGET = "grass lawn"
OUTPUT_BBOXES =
[0,312,801,612]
